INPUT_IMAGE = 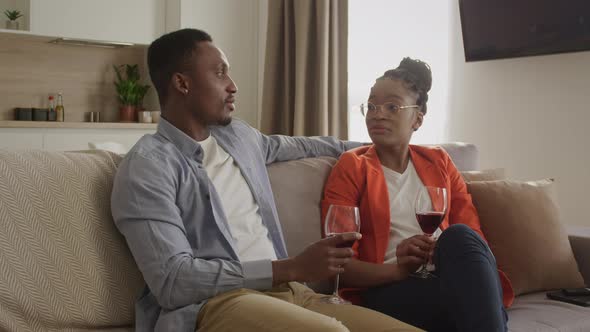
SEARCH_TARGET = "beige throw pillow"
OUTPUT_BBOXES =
[461,168,506,182]
[467,179,585,295]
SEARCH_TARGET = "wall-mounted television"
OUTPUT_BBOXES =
[459,0,590,62]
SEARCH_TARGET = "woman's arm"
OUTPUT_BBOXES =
[444,151,487,240]
[339,234,434,287]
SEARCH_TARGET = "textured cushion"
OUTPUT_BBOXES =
[461,168,506,182]
[0,150,143,331]
[508,292,590,332]
[467,179,585,296]
[268,156,337,257]
[268,157,337,293]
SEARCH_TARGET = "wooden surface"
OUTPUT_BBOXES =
[0,31,159,123]
[0,120,157,129]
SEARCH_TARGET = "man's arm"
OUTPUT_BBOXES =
[253,126,363,164]
[111,154,271,310]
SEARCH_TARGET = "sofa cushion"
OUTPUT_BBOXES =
[438,142,479,171]
[268,156,338,257]
[467,179,585,296]
[461,168,506,182]
[508,292,590,332]
[0,150,143,331]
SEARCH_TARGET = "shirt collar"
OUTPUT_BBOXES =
[157,117,204,161]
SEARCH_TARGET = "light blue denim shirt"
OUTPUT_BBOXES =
[111,118,360,331]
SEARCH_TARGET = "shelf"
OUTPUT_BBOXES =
[0,28,33,35]
[0,121,157,130]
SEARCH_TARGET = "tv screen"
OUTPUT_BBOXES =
[459,0,590,61]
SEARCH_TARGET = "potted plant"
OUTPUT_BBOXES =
[113,64,150,122]
[4,10,23,30]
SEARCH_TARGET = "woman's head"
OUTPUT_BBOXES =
[364,57,432,147]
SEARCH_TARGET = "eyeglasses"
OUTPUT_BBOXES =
[360,102,419,117]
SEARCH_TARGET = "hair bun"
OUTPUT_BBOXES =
[397,57,432,93]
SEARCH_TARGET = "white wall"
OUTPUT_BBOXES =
[178,0,263,128]
[447,1,590,227]
[348,0,452,144]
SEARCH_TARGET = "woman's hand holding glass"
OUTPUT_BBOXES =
[395,235,436,276]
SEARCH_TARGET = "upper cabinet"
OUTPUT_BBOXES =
[1,0,165,44]
[29,0,165,44]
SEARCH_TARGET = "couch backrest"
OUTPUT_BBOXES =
[0,142,477,330]
[267,143,479,258]
[0,150,143,331]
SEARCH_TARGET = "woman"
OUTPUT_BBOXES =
[321,58,513,332]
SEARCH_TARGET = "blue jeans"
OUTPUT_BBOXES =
[361,224,508,332]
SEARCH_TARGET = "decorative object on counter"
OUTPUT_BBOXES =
[14,108,32,121]
[135,84,150,122]
[55,93,65,122]
[47,95,56,121]
[86,112,100,123]
[138,111,152,123]
[151,111,161,123]
[4,9,22,30]
[32,108,48,121]
[113,64,150,122]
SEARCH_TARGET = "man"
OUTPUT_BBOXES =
[111,28,420,332]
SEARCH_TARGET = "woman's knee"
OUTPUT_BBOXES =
[437,224,487,254]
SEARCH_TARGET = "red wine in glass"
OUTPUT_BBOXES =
[336,238,358,248]
[416,212,445,235]
[412,187,447,279]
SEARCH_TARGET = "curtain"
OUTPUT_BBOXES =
[261,0,348,138]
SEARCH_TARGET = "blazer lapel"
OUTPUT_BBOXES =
[363,146,392,263]
[409,146,450,228]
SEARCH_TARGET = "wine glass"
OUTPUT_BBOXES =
[412,186,447,279]
[321,204,360,304]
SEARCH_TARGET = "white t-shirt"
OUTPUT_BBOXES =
[198,135,277,262]
[382,160,442,264]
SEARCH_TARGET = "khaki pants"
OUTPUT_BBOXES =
[196,282,422,332]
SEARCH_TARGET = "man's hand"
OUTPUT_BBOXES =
[272,232,361,285]
[396,235,435,276]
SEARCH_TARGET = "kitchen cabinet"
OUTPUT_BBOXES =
[29,0,165,44]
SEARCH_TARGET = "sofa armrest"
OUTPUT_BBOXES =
[567,226,590,286]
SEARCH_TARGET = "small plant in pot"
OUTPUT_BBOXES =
[4,10,23,30]
[113,64,150,122]
[135,84,151,121]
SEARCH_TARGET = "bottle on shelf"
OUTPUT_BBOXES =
[55,93,65,122]
[47,95,56,121]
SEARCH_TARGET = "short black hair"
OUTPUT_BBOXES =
[380,57,432,114]
[147,28,213,104]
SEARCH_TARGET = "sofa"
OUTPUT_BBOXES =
[0,144,588,331]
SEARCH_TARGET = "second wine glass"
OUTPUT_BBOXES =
[412,186,447,279]
[322,204,360,304]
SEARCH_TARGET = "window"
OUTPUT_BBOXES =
[348,0,452,144]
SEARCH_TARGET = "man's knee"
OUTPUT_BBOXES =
[313,318,350,332]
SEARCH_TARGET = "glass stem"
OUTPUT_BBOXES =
[333,273,340,296]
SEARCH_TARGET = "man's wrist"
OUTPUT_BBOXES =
[272,258,298,285]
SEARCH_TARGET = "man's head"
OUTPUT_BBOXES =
[147,28,238,126]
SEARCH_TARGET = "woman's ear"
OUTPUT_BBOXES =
[413,111,424,131]
[172,72,190,95]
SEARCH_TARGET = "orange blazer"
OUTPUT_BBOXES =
[321,145,514,308]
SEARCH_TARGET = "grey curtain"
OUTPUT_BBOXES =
[261,0,349,138]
